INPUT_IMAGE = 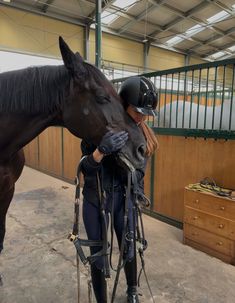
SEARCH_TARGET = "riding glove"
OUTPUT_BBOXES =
[98,131,128,155]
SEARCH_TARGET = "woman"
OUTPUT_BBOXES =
[80,76,158,303]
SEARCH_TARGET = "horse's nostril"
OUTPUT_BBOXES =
[138,144,145,158]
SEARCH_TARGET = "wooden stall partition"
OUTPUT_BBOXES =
[153,136,185,221]
[143,159,152,198]
[153,136,235,222]
[38,127,63,177]
[62,128,82,182]
[24,137,39,168]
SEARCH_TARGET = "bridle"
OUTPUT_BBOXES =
[69,156,155,303]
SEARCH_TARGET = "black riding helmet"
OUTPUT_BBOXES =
[119,76,158,116]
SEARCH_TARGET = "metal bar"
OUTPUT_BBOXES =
[176,72,180,128]
[95,0,102,68]
[112,59,235,84]
[229,64,235,130]
[189,70,194,128]
[163,75,168,126]
[138,58,235,79]
[169,73,174,128]
[112,58,235,138]
[153,76,158,128]
[196,69,202,129]
[153,128,235,140]
[41,0,55,13]
[212,66,218,130]
[219,65,226,130]
[158,76,162,127]
[204,67,209,129]
[182,71,187,128]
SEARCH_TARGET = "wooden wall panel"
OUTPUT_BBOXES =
[63,129,82,181]
[153,136,235,222]
[144,159,152,199]
[24,129,235,225]
[0,6,84,57]
[24,138,39,168]
[38,127,62,176]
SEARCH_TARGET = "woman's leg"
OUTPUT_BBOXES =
[83,200,107,303]
[112,192,139,302]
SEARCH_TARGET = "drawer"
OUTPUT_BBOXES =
[184,238,234,264]
[184,206,235,240]
[184,189,235,221]
[184,223,234,256]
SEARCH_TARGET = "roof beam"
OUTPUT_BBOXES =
[206,0,235,15]
[0,1,87,26]
[86,0,116,25]
[201,40,235,58]
[189,27,235,51]
[41,0,55,13]
[149,1,234,42]
[118,0,167,35]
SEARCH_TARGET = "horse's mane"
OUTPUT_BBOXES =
[0,65,70,113]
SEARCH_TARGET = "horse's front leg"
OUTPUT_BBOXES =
[0,186,15,253]
[0,150,25,252]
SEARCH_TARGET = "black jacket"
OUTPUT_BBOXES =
[80,140,145,205]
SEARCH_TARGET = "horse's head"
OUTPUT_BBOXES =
[59,37,146,169]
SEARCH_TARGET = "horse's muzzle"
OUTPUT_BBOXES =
[137,143,146,159]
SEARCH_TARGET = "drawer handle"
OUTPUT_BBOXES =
[220,206,225,211]
[216,241,223,246]
[194,199,199,204]
[192,232,199,236]
[193,216,198,220]
[218,224,224,229]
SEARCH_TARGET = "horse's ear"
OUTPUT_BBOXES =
[59,36,86,78]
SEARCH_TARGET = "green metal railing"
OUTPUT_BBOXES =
[113,58,235,140]
[113,59,235,227]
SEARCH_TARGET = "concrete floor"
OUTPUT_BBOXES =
[0,167,235,303]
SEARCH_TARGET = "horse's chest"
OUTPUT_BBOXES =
[0,165,15,194]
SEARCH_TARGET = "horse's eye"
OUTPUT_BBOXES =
[97,95,110,104]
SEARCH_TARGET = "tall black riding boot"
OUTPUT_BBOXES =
[90,264,107,303]
[124,259,140,303]
[126,286,139,303]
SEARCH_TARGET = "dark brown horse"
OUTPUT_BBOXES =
[0,37,146,253]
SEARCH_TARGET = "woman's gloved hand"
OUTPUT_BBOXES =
[98,130,128,155]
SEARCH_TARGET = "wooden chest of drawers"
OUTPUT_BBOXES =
[183,188,235,265]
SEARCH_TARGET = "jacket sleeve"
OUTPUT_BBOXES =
[80,140,101,174]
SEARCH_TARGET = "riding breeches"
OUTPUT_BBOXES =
[82,189,136,270]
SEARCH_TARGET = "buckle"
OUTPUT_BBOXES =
[68,232,77,242]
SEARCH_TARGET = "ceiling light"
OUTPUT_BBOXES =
[3,0,11,2]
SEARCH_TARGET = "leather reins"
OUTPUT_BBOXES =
[69,159,155,303]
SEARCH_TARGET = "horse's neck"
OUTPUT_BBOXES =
[0,112,61,160]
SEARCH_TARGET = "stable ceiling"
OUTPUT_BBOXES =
[1,0,235,61]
